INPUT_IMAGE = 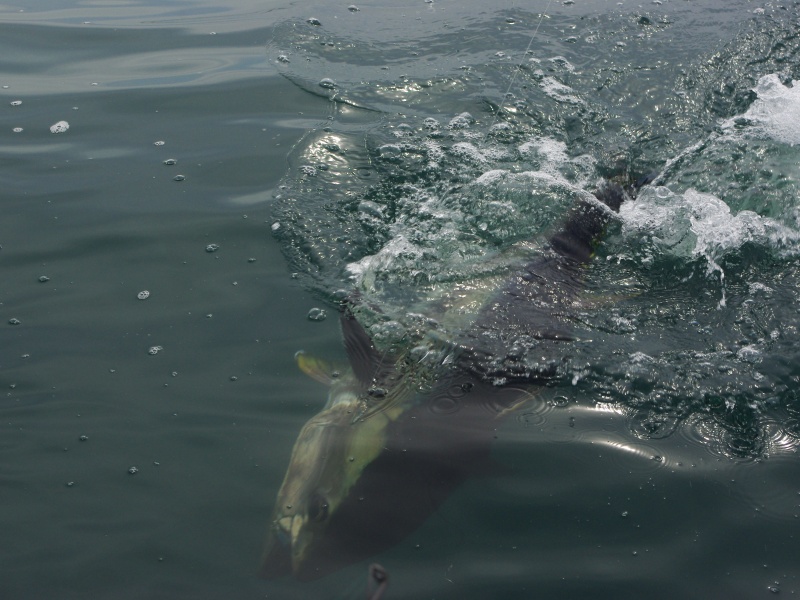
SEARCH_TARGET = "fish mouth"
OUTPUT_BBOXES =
[260,514,317,580]
[260,540,324,581]
[259,529,293,579]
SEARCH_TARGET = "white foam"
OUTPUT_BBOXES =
[447,112,474,130]
[517,136,595,183]
[621,186,800,306]
[722,73,800,145]
[519,137,569,165]
[50,120,69,134]
[346,234,419,285]
[344,167,590,290]
[474,169,509,186]
[471,169,577,196]
[450,142,489,164]
[547,56,576,72]
[423,140,444,162]
[539,76,584,105]
[623,187,800,258]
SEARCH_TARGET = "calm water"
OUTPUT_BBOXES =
[2,1,799,599]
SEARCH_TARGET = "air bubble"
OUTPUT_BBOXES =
[8,318,21,325]
[358,200,383,218]
[10,100,22,106]
[163,158,176,165]
[307,17,322,26]
[50,121,69,134]
[430,395,459,414]
[307,307,327,321]
[148,346,163,355]
[277,55,290,63]
[79,435,88,441]
[205,244,220,253]
[153,140,165,146]
[319,78,337,89]
[38,275,50,282]
[137,290,150,300]
[348,5,360,11]
[173,175,185,182]
[13,127,23,133]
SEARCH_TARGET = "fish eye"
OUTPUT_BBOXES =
[307,493,329,522]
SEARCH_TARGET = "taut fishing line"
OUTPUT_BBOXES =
[495,0,554,117]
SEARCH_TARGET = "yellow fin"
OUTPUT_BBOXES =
[295,351,342,386]
[494,386,542,419]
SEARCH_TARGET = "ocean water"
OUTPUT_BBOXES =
[2,1,799,599]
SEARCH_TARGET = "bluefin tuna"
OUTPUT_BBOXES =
[261,178,647,580]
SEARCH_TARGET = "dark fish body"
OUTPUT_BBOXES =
[459,181,630,382]
[264,374,524,580]
[262,179,644,580]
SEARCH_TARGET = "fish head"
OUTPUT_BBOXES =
[261,371,398,579]
[262,309,419,579]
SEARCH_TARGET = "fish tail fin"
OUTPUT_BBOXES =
[549,169,657,263]
[548,181,626,263]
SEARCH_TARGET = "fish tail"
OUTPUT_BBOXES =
[549,171,656,263]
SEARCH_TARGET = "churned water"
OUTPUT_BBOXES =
[2,1,800,599]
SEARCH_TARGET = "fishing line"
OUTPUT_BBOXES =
[426,1,555,215]
[494,0,554,117]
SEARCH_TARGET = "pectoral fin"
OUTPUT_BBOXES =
[295,351,342,386]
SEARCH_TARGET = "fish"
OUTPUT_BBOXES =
[260,177,646,580]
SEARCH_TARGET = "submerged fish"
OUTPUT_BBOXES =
[261,178,644,580]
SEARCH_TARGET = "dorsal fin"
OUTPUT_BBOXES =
[340,308,394,386]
